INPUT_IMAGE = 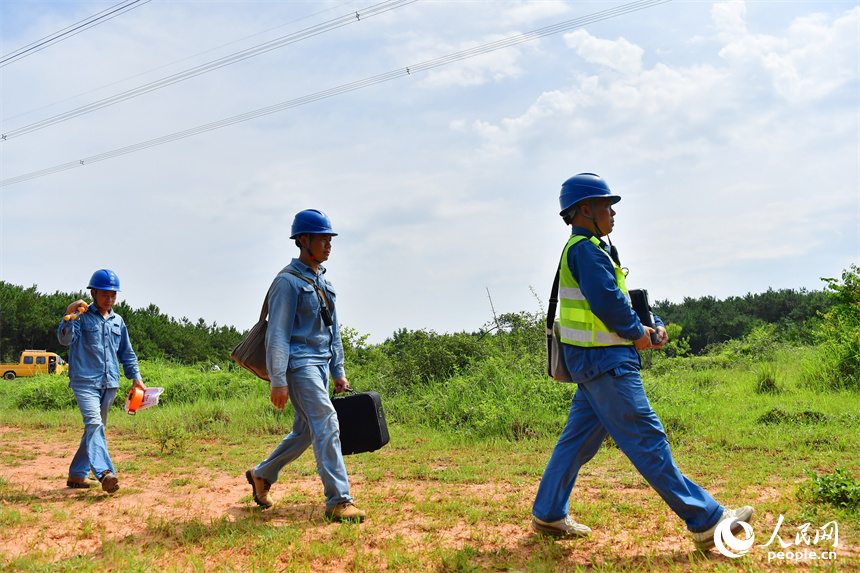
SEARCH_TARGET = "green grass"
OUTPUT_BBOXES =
[1,345,858,572]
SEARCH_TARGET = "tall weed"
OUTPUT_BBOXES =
[13,375,76,410]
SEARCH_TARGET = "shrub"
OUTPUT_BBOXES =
[14,376,76,410]
[378,328,493,390]
[812,265,860,390]
[797,468,860,511]
[140,359,265,405]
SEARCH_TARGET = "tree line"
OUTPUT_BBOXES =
[652,287,833,354]
[0,283,243,365]
[0,280,837,366]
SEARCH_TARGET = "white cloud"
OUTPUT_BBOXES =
[498,0,571,27]
[471,4,858,158]
[563,29,644,75]
[418,38,528,88]
[715,3,860,101]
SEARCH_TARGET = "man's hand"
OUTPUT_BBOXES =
[64,300,88,319]
[653,325,669,349]
[333,377,349,393]
[270,385,289,409]
[132,379,147,391]
[634,328,655,351]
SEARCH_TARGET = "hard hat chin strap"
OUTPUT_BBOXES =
[302,236,317,261]
[581,199,622,267]
[577,199,607,237]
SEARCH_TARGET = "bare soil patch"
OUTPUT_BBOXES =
[1,426,857,572]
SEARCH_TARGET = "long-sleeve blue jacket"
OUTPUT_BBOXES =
[265,259,346,388]
[57,305,141,389]
[561,227,663,383]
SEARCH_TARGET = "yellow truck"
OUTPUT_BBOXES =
[1,350,67,380]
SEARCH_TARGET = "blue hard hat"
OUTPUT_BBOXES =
[87,269,121,291]
[558,173,621,216]
[290,209,337,239]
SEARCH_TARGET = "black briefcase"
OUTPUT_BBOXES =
[332,388,390,455]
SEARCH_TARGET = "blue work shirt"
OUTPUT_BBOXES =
[265,259,346,388]
[562,227,664,383]
[57,305,141,389]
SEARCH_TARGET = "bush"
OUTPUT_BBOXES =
[14,376,77,410]
[797,468,860,511]
[139,359,266,405]
[378,328,493,390]
[811,265,860,390]
[387,354,576,440]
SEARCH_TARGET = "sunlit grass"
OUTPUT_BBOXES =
[1,346,858,572]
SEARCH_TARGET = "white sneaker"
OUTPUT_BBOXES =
[691,506,754,551]
[531,515,592,538]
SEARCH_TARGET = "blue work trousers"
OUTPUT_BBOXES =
[254,364,352,509]
[69,386,118,479]
[532,364,723,533]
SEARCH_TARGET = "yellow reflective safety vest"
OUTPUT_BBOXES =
[558,235,634,347]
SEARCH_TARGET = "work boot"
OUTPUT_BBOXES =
[531,515,592,538]
[325,502,366,523]
[691,506,755,551]
[245,469,273,509]
[98,471,119,494]
[66,476,99,489]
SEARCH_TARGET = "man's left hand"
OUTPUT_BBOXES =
[333,377,349,393]
[653,326,668,349]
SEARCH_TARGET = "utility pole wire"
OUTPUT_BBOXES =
[3,0,363,123]
[0,0,671,188]
[1,0,416,140]
[0,0,151,67]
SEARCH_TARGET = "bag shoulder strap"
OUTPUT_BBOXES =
[281,269,331,310]
[258,267,320,321]
[547,244,569,329]
[258,285,272,322]
[547,234,602,327]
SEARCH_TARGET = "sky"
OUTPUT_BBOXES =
[1,0,858,344]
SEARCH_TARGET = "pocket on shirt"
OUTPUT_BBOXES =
[324,284,336,304]
[298,284,320,312]
[81,324,101,349]
[109,324,122,346]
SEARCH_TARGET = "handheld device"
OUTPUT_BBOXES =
[629,289,659,345]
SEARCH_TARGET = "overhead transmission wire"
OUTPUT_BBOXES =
[0,0,670,188]
[0,0,151,68]
[1,0,414,138]
[3,0,364,123]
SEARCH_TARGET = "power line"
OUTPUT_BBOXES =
[0,0,151,67]
[1,0,416,140]
[0,0,671,188]
[3,0,364,123]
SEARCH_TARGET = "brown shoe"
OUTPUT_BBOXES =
[98,471,119,494]
[67,476,99,489]
[325,502,366,523]
[245,469,273,508]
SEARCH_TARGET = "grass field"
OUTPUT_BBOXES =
[1,345,858,572]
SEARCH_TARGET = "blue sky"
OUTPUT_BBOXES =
[2,0,858,344]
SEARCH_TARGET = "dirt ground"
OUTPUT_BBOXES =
[1,426,857,572]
